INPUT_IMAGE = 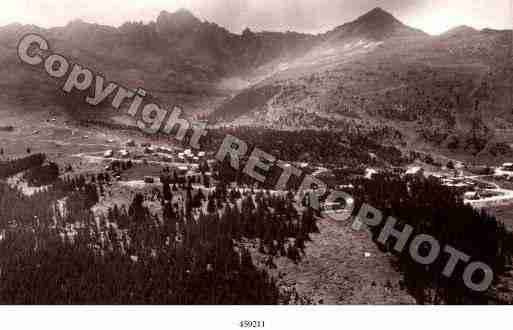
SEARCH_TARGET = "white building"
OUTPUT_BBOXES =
[405,167,424,177]
[364,168,378,179]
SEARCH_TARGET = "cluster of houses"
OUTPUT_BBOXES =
[494,163,513,180]
[361,164,501,203]
[103,149,130,158]
[102,139,210,164]
[177,149,206,162]
[100,139,216,185]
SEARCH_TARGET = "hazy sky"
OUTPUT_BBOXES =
[2,0,512,35]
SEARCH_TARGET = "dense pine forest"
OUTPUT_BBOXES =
[347,173,513,304]
[0,154,318,304]
[1,153,512,304]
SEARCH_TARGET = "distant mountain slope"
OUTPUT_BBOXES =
[0,8,319,117]
[210,7,434,123]
[0,7,512,159]
[209,8,513,159]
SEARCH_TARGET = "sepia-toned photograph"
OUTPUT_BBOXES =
[1,0,513,324]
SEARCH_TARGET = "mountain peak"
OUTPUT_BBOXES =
[442,25,479,37]
[156,8,201,34]
[361,7,393,17]
[354,7,400,26]
[326,7,426,41]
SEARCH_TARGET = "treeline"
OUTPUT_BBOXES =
[24,162,60,186]
[0,153,46,179]
[0,174,98,228]
[201,127,407,167]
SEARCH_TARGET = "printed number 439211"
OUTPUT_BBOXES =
[239,320,265,328]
